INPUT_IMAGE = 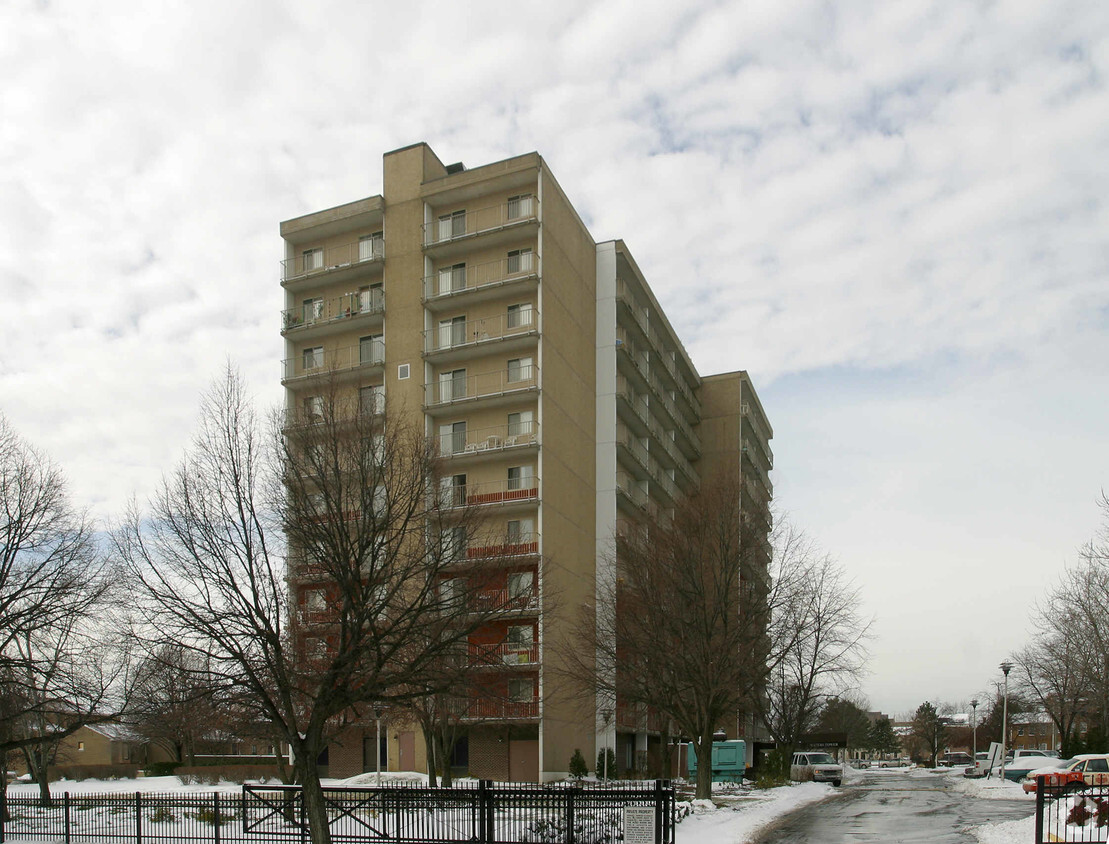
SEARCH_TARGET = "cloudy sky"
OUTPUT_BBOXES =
[2,0,1107,716]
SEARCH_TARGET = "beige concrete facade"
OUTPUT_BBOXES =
[279,143,773,781]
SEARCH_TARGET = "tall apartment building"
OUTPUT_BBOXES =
[279,143,773,782]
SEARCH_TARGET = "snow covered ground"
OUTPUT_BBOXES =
[2,766,1050,844]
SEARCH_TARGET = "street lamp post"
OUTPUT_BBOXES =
[971,698,979,761]
[601,709,613,782]
[374,704,384,786]
[999,662,1013,781]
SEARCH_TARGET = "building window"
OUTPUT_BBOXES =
[303,346,324,372]
[360,385,385,416]
[302,297,323,323]
[439,421,467,456]
[507,194,533,220]
[302,248,323,272]
[507,519,534,545]
[397,364,410,380]
[507,465,534,492]
[507,569,534,600]
[77,741,85,752]
[359,283,383,313]
[439,369,466,402]
[360,334,384,365]
[441,526,467,561]
[507,357,533,383]
[437,263,466,295]
[440,474,466,507]
[507,678,532,703]
[438,316,467,350]
[303,395,324,423]
[507,248,533,274]
[304,588,326,612]
[358,232,383,262]
[507,411,533,439]
[437,210,466,242]
[507,303,533,329]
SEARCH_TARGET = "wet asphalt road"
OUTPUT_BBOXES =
[752,770,1036,843]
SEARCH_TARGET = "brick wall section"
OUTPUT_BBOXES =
[469,728,509,780]
[328,726,368,779]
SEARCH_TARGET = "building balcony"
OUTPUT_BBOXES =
[422,198,539,256]
[281,290,384,338]
[454,697,538,722]
[615,430,651,481]
[424,365,538,414]
[463,534,540,563]
[280,237,384,289]
[438,421,539,460]
[616,473,649,512]
[281,343,384,386]
[651,339,700,417]
[423,311,538,362]
[469,642,539,668]
[423,255,540,311]
[436,478,539,510]
[473,587,539,615]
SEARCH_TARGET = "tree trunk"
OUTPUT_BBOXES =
[24,747,53,808]
[437,733,453,787]
[694,727,715,799]
[421,724,438,788]
[300,761,333,844]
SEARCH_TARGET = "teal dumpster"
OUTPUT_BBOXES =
[687,740,746,783]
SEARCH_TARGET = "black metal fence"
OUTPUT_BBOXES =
[1035,778,1109,844]
[0,780,676,844]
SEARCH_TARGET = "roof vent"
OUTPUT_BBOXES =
[445,162,466,174]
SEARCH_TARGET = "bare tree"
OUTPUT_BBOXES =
[116,369,508,844]
[757,546,871,760]
[0,413,128,806]
[126,645,224,767]
[562,478,787,799]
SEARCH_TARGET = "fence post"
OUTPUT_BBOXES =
[135,792,142,844]
[64,792,71,844]
[566,785,576,844]
[213,791,221,844]
[654,780,663,844]
[1,782,6,843]
[479,780,494,844]
[1034,776,1044,844]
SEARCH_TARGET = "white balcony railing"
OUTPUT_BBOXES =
[423,310,537,354]
[281,289,384,333]
[423,197,538,248]
[281,237,383,282]
[282,343,384,382]
[437,421,539,457]
[425,365,538,408]
[423,254,538,301]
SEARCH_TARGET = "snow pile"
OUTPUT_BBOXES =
[951,775,1031,801]
[972,814,1035,844]
[679,782,836,844]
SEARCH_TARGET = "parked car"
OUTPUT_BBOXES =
[791,752,843,787]
[1021,755,1109,793]
[990,755,1056,782]
[943,752,973,768]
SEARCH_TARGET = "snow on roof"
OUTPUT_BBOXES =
[85,722,143,743]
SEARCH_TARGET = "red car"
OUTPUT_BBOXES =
[1021,755,1109,793]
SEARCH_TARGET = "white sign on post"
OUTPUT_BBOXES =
[624,806,656,844]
